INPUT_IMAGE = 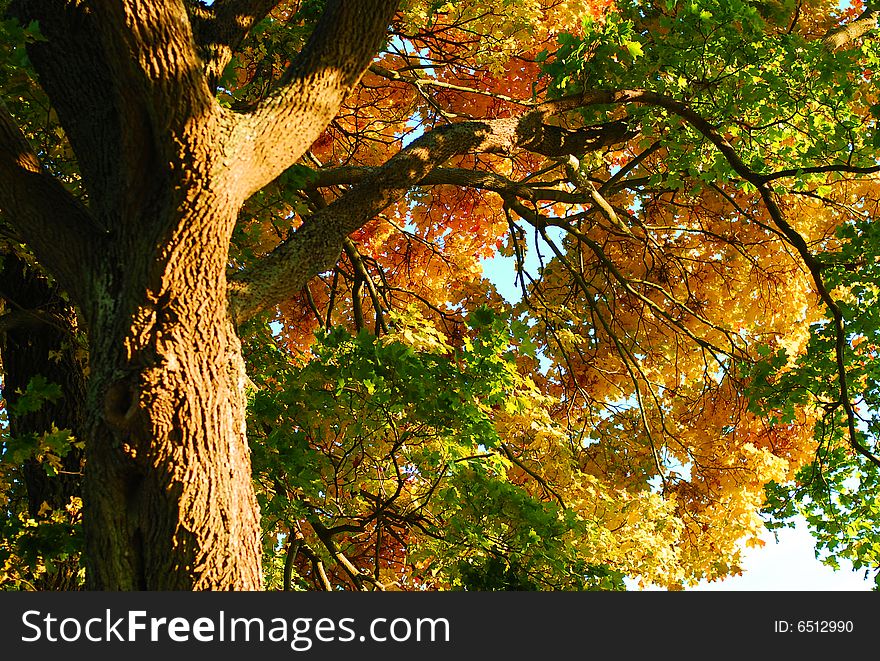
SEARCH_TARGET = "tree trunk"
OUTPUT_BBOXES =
[82,193,263,590]
[1,0,400,590]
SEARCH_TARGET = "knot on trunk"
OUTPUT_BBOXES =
[103,378,140,431]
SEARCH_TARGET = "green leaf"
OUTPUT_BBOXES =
[624,40,644,59]
[10,375,63,416]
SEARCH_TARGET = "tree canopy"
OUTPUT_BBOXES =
[2,0,880,590]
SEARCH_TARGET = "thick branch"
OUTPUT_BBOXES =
[11,0,125,209]
[306,165,589,203]
[0,101,100,307]
[762,163,880,182]
[522,118,636,158]
[822,8,880,51]
[563,155,633,237]
[13,0,220,217]
[540,90,757,181]
[228,111,631,320]
[190,0,281,90]
[225,0,401,199]
[230,87,867,325]
[91,0,217,136]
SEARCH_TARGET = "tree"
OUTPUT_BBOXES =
[1,0,880,590]
[0,252,84,589]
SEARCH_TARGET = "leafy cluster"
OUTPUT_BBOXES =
[244,307,629,590]
[4,0,880,591]
[758,219,880,585]
[0,376,82,590]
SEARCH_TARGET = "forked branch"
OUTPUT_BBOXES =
[0,101,101,308]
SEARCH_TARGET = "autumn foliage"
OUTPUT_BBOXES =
[3,0,880,590]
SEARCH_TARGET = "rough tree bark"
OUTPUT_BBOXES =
[1,0,400,590]
[0,0,634,590]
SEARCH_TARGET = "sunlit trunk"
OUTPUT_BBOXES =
[82,196,262,590]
